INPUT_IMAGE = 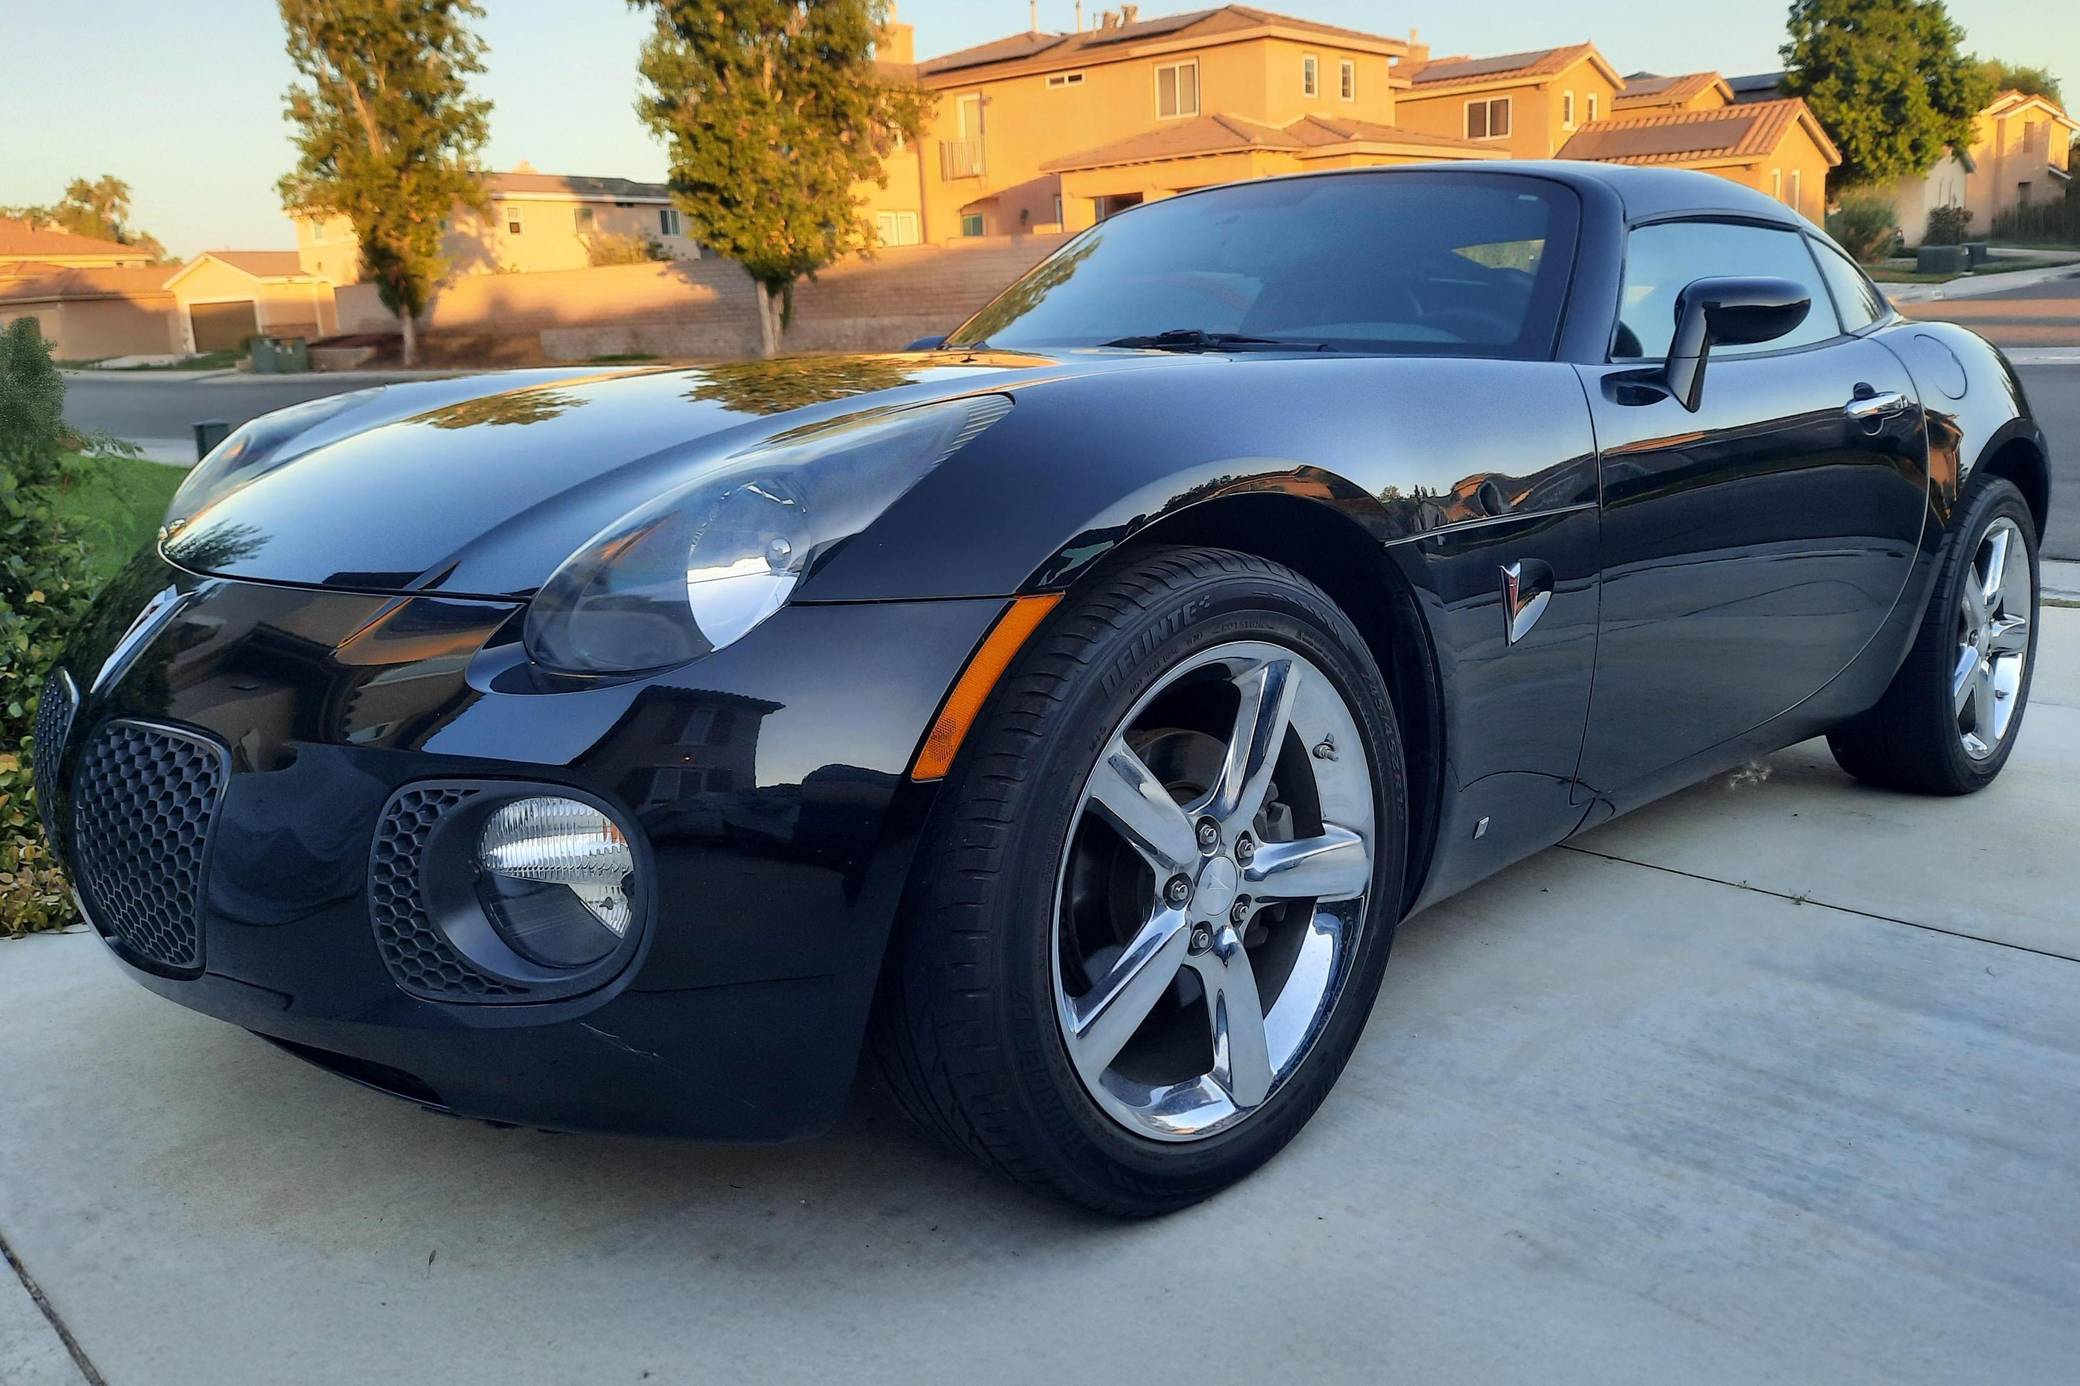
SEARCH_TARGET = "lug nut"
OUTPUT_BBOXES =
[1165,875,1192,906]
[1190,924,1212,952]
[1230,897,1251,925]
[1196,818,1220,852]
[1234,834,1255,865]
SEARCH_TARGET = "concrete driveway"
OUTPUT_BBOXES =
[4,613,2078,1386]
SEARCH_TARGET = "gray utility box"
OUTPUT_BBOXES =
[1963,241,1990,267]
[1916,244,1970,275]
[250,336,311,374]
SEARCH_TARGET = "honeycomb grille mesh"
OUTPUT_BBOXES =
[71,722,228,972]
[31,670,76,851]
[371,787,527,1000]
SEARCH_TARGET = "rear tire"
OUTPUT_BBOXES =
[872,546,1407,1215]
[1827,477,2039,795]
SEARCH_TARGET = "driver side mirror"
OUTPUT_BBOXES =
[1664,276,1810,412]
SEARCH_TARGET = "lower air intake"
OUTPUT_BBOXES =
[71,721,229,973]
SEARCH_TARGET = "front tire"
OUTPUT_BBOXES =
[1828,477,2039,794]
[873,547,1407,1215]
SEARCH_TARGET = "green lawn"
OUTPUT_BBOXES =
[51,451,189,583]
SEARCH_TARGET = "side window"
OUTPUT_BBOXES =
[1613,220,1838,360]
[1808,236,1888,333]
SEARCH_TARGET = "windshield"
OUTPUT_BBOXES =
[949,172,1579,358]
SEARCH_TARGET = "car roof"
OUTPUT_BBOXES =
[1169,160,1807,228]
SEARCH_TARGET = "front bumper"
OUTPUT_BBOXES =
[44,551,1004,1139]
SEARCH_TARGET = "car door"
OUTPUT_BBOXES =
[1575,218,1929,806]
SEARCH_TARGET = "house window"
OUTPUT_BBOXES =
[1790,169,1802,213]
[1586,93,1598,121]
[1465,97,1512,140]
[957,93,983,137]
[1046,71,1085,89]
[659,207,681,237]
[961,212,985,237]
[875,211,920,246]
[1155,59,1199,118]
[573,206,595,232]
[1772,169,1783,200]
[502,205,523,235]
[1340,59,1356,101]
[1053,193,1064,226]
[1562,91,1575,128]
[1303,54,1319,98]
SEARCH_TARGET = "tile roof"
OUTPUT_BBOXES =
[195,250,307,278]
[1041,112,1493,171]
[0,216,151,261]
[0,264,174,303]
[1402,43,1597,89]
[1725,71,1786,104]
[1556,98,1839,166]
[919,5,1406,80]
[1614,72,1729,109]
[481,172,671,201]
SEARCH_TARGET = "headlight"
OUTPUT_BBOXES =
[475,796,634,969]
[523,395,1011,674]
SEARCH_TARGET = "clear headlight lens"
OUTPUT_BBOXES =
[523,395,1011,674]
[475,796,635,969]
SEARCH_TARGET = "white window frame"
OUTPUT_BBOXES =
[1339,59,1356,101]
[1046,71,1085,89]
[960,212,986,238]
[502,204,523,235]
[659,206,681,237]
[1586,93,1599,121]
[1772,168,1783,200]
[1790,169,1802,213]
[1562,91,1575,128]
[1465,96,1512,141]
[875,210,920,246]
[1302,53,1319,98]
[957,93,983,137]
[1155,59,1200,119]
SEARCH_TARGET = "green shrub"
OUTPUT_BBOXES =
[0,316,92,938]
[1923,204,1974,246]
[584,231,670,267]
[1992,192,2080,246]
[1827,190,1899,263]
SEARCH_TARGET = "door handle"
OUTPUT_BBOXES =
[1500,561,1552,646]
[1844,386,1908,421]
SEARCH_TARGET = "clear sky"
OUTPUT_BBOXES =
[0,1,2067,259]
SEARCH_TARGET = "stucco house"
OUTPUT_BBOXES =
[0,265,178,359]
[163,251,338,352]
[1392,44,1626,157]
[863,5,1486,241]
[1889,89,2077,242]
[1562,73,1840,221]
[292,168,706,284]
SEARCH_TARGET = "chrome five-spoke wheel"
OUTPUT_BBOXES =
[1052,640,1374,1141]
[1955,516,2031,760]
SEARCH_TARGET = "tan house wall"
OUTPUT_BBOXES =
[1892,98,2076,241]
[866,30,1410,244]
[4,296,179,359]
[334,235,1069,360]
[1396,59,1621,158]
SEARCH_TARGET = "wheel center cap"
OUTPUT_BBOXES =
[1193,856,1240,916]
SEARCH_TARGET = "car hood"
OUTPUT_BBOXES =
[159,352,1158,599]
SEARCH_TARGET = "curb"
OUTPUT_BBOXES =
[1888,262,2080,304]
[2045,559,2080,606]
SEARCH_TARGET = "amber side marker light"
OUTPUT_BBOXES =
[911,592,1064,781]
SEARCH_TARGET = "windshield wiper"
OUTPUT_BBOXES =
[1098,328,1328,352]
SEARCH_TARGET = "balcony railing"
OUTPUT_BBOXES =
[939,137,985,181]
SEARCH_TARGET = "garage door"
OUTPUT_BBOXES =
[190,300,259,353]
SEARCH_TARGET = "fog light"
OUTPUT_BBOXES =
[475,797,634,968]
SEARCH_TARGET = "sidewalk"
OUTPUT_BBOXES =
[1886,259,2080,304]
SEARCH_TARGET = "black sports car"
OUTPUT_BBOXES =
[34,164,2048,1214]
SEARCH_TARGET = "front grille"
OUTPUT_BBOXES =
[371,786,528,1000]
[30,669,77,851]
[71,721,229,973]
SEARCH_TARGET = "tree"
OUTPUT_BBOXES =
[630,0,930,356]
[275,0,491,366]
[2,176,168,261]
[1781,0,1994,186]
[1978,60,2062,104]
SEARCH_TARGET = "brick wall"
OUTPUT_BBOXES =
[332,234,1069,362]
